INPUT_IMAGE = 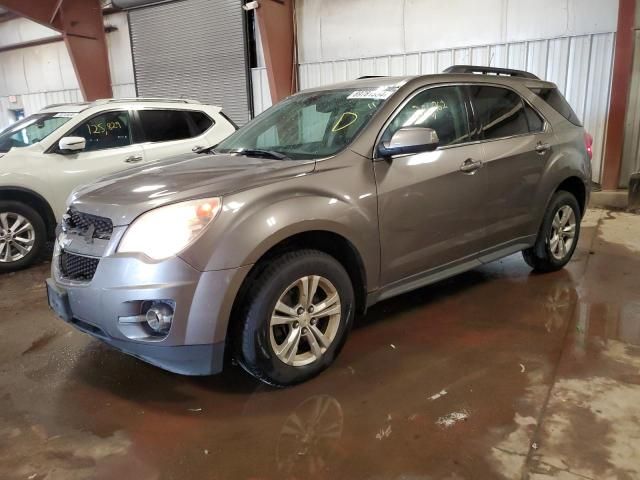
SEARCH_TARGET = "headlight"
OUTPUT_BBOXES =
[118,198,221,260]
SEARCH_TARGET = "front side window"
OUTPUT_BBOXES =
[216,87,393,160]
[0,113,75,153]
[382,86,471,147]
[68,111,132,152]
[138,110,192,142]
[471,86,529,140]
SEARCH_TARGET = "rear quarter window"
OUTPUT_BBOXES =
[529,87,582,126]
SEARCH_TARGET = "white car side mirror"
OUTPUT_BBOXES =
[58,136,86,153]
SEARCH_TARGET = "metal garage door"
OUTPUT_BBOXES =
[128,0,251,125]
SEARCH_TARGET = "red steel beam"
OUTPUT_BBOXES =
[255,0,296,104]
[0,0,112,100]
[601,0,636,189]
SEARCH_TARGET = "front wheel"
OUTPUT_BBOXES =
[523,190,581,272]
[0,201,47,273]
[234,250,355,387]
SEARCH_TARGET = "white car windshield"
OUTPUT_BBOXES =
[0,112,76,153]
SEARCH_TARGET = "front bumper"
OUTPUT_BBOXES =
[47,248,251,375]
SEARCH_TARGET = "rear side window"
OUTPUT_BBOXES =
[187,111,214,135]
[529,87,582,126]
[524,104,544,132]
[470,86,529,140]
[138,110,192,142]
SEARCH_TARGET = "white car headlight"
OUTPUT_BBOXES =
[118,198,221,260]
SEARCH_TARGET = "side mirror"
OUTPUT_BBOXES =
[378,127,439,157]
[58,136,86,153]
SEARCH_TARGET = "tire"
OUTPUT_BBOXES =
[0,201,47,273]
[522,190,581,273]
[234,249,355,387]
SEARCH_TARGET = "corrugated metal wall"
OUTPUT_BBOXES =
[290,33,614,182]
[251,67,271,115]
[621,32,640,187]
[129,0,251,125]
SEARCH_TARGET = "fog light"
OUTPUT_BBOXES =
[146,302,174,334]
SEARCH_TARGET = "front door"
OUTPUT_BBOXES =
[47,109,147,215]
[374,85,487,286]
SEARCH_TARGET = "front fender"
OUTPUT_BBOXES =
[179,167,380,291]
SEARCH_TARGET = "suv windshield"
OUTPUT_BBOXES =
[216,88,394,160]
[0,112,76,153]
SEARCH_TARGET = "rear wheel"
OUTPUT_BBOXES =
[0,201,47,273]
[522,191,580,272]
[234,250,355,387]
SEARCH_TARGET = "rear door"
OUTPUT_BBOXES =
[134,109,214,161]
[469,85,553,249]
[375,85,488,286]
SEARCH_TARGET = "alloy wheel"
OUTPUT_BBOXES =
[549,205,576,260]
[0,212,36,263]
[269,275,342,367]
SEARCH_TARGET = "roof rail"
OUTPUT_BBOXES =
[90,97,201,106]
[443,65,539,80]
[42,102,89,109]
[357,75,387,79]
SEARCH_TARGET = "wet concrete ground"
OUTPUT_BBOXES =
[1,208,639,480]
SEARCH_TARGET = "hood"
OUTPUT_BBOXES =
[0,143,45,166]
[71,152,315,225]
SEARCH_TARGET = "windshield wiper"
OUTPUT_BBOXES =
[229,148,288,160]
[193,145,216,154]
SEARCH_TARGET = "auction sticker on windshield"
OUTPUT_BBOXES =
[347,88,397,100]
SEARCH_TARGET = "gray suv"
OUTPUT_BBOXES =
[46,66,592,386]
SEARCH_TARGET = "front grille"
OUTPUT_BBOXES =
[60,251,100,282]
[63,209,113,240]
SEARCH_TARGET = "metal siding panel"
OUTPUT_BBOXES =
[437,50,453,72]
[333,61,348,83]
[405,53,420,75]
[454,48,471,66]
[472,46,490,66]
[489,44,508,67]
[621,31,640,186]
[360,58,375,76]
[375,57,390,75]
[526,40,548,79]
[347,60,360,80]
[420,52,436,74]
[129,0,250,125]
[565,35,592,120]
[320,62,334,86]
[583,33,614,182]
[390,55,405,76]
[546,37,571,91]
[507,42,527,70]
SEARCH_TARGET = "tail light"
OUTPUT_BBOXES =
[584,132,593,160]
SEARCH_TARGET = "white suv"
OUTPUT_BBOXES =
[0,98,237,272]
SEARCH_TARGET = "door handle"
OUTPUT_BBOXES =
[460,158,483,174]
[124,155,143,163]
[535,142,551,154]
